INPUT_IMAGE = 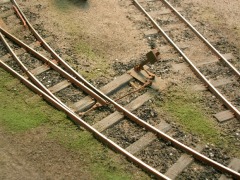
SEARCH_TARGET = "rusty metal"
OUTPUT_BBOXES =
[79,80,152,117]
[78,102,101,117]
[0,60,170,180]
[133,0,240,121]
[134,49,160,72]
[0,27,107,106]
[12,5,26,27]
[9,1,240,178]
[0,32,70,111]
[114,80,152,102]
[134,49,160,80]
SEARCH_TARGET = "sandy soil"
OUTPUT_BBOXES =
[184,0,240,28]
[1,0,239,179]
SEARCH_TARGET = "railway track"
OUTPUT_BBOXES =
[0,0,240,179]
[130,0,240,122]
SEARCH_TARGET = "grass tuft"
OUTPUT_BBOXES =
[0,69,148,179]
[74,40,111,80]
[0,69,65,132]
[49,120,144,180]
[160,86,236,150]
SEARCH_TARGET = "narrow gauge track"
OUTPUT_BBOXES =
[0,0,240,179]
[132,0,240,121]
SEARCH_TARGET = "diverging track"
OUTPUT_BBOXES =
[0,0,240,179]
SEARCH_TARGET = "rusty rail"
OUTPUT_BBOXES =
[0,27,107,106]
[12,5,26,27]
[133,0,240,120]
[0,32,71,111]
[159,0,240,78]
[0,59,169,180]
[6,1,240,178]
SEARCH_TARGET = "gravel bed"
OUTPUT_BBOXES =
[199,63,236,79]
[167,127,200,147]
[0,42,8,57]
[218,119,240,147]
[136,139,182,173]
[219,83,240,110]
[55,84,86,103]
[19,53,44,70]
[5,59,24,74]
[36,69,65,88]
[0,4,11,12]
[178,143,233,179]
[132,102,160,126]
[104,119,147,149]
[112,58,141,76]
[179,161,221,179]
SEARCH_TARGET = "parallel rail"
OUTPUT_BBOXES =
[0,59,169,179]
[0,0,240,179]
[159,0,240,78]
[133,0,240,120]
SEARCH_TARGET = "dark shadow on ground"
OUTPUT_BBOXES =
[55,0,89,10]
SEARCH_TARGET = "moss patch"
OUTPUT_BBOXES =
[159,86,239,156]
[0,69,65,132]
[48,116,148,180]
[0,68,148,179]
[74,40,110,80]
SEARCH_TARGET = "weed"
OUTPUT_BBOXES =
[49,120,147,180]
[158,86,239,156]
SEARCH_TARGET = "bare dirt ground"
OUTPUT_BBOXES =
[0,126,92,180]
[183,0,240,47]
[1,0,240,179]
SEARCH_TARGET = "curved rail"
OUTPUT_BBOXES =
[159,0,240,78]
[0,32,70,111]
[0,60,169,180]
[0,27,107,106]
[5,1,240,178]
[133,0,240,120]
[11,0,106,99]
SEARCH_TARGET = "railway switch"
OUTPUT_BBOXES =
[134,49,160,79]
[134,49,160,72]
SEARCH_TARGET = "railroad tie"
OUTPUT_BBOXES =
[48,80,71,94]
[219,158,240,180]
[30,60,58,76]
[93,92,152,132]
[71,73,133,112]
[164,144,205,179]
[125,120,171,154]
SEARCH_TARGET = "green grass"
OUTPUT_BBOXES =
[164,92,219,139]
[159,86,239,156]
[74,40,111,80]
[49,119,146,180]
[0,68,148,179]
[0,69,65,132]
